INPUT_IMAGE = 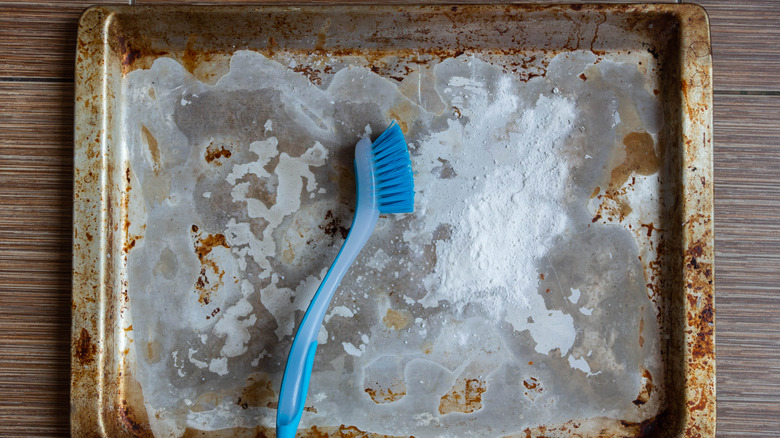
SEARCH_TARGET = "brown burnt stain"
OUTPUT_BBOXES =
[320,210,350,242]
[640,222,660,237]
[420,340,434,354]
[85,232,93,241]
[332,164,356,205]
[522,377,540,391]
[140,125,161,172]
[282,241,295,264]
[382,308,412,330]
[243,174,278,209]
[195,233,230,261]
[114,361,153,435]
[590,186,600,199]
[687,391,708,412]
[304,424,405,438]
[365,385,406,404]
[74,328,97,365]
[121,166,144,253]
[387,99,418,133]
[118,400,152,436]
[610,131,660,189]
[316,20,329,50]
[591,213,602,223]
[207,307,221,320]
[452,106,462,119]
[619,411,670,437]
[616,198,633,221]
[438,378,487,414]
[293,64,324,85]
[633,369,654,406]
[237,372,276,408]
[538,273,545,280]
[191,232,230,306]
[639,315,645,348]
[204,143,232,164]
[182,426,271,438]
[145,340,161,363]
[579,72,588,81]
[190,391,224,413]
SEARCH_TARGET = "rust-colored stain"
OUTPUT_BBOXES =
[195,232,230,261]
[118,399,152,436]
[74,328,97,365]
[293,64,324,85]
[320,210,349,242]
[619,411,671,437]
[191,231,230,306]
[640,222,660,237]
[382,308,411,331]
[633,369,654,406]
[140,125,161,172]
[204,142,232,164]
[523,377,540,391]
[610,131,660,189]
[145,340,161,363]
[236,372,276,409]
[365,386,406,404]
[438,378,487,415]
[305,424,404,438]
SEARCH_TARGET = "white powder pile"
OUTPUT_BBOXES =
[414,62,577,323]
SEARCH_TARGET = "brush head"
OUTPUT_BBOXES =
[371,121,415,214]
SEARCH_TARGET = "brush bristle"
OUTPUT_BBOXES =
[371,121,415,214]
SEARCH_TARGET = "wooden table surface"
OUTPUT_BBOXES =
[1,1,778,436]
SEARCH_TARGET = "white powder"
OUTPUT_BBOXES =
[404,61,579,355]
[416,91,576,317]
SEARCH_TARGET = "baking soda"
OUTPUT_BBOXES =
[414,73,577,321]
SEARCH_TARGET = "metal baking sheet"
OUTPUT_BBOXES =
[72,4,714,437]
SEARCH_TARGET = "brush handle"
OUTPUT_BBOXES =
[277,140,379,438]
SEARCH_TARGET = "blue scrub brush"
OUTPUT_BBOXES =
[276,121,414,437]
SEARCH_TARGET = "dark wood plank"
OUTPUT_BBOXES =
[693,0,780,91]
[0,1,126,80]
[714,94,780,437]
[0,82,73,437]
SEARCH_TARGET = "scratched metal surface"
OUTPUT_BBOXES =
[71,5,714,437]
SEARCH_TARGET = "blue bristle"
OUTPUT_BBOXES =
[371,121,414,214]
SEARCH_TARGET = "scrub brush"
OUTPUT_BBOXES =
[276,121,414,438]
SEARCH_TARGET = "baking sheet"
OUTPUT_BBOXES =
[71,5,715,437]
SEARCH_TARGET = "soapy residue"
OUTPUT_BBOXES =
[121,49,665,436]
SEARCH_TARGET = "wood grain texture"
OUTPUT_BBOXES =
[691,0,780,91]
[0,1,130,79]
[0,82,73,437]
[714,94,780,437]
